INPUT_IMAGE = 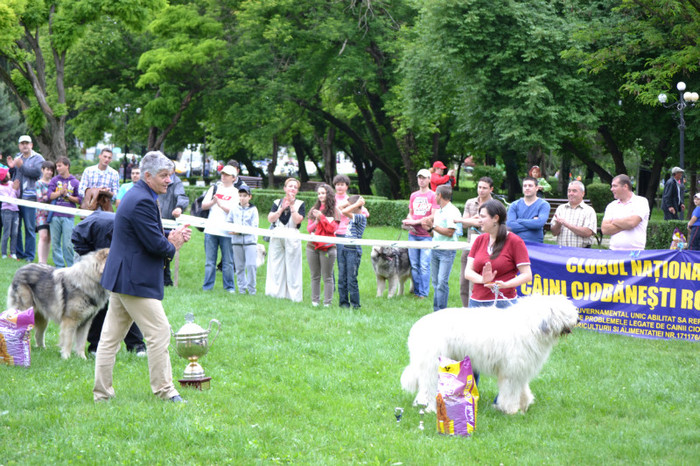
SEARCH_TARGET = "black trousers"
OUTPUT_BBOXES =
[87,303,145,352]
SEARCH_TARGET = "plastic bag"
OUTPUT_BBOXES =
[671,227,687,250]
[436,356,478,436]
[0,308,35,367]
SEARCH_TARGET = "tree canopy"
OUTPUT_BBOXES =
[0,0,698,199]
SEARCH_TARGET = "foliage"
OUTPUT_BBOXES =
[647,219,688,250]
[0,82,24,155]
[587,182,615,213]
[472,165,506,193]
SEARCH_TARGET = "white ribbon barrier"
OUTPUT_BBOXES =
[0,196,473,251]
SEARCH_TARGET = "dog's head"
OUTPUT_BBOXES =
[93,248,110,276]
[372,246,398,262]
[533,294,580,337]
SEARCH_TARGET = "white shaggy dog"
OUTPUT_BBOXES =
[400,294,579,414]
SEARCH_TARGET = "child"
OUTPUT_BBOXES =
[48,156,80,268]
[338,195,367,309]
[35,160,55,264]
[228,185,259,295]
[0,168,20,259]
[687,193,700,250]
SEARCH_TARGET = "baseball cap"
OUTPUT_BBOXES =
[671,166,685,174]
[695,192,700,199]
[417,169,431,178]
[0,168,8,182]
[18,135,32,144]
[221,165,237,176]
[432,161,447,170]
[238,185,251,195]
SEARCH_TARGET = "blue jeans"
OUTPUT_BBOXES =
[50,216,75,268]
[1,210,19,256]
[338,246,362,308]
[17,204,36,261]
[203,234,234,291]
[468,297,518,309]
[431,248,456,312]
[408,234,432,297]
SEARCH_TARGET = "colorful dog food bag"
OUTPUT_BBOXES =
[436,356,479,436]
[0,308,35,367]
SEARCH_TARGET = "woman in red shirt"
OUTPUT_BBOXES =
[306,183,341,307]
[429,161,456,191]
[464,199,532,308]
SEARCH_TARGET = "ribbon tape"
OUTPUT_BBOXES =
[0,196,472,251]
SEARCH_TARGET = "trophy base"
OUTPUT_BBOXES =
[178,377,212,391]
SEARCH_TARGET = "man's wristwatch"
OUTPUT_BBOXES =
[427,227,434,233]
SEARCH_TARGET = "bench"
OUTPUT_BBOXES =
[238,175,263,188]
[544,198,602,245]
[301,180,324,192]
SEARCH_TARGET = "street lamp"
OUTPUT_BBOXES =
[658,81,699,170]
[114,104,142,182]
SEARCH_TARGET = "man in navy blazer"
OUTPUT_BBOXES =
[94,151,192,403]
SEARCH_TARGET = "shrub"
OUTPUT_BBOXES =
[647,220,686,250]
[587,182,614,212]
[472,165,505,192]
[373,169,392,198]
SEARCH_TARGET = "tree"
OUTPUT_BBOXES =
[0,81,25,155]
[0,0,165,159]
[221,0,422,197]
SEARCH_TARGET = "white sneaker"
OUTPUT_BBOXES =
[10,254,17,260]
[312,302,319,307]
[1,255,6,259]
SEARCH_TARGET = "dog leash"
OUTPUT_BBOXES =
[490,284,508,301]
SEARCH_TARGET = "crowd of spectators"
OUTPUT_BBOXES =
[5,137,698,313]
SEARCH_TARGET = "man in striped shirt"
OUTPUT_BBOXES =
[550,180,597,248]
[78,148,120,201]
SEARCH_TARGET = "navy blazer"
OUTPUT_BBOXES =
[101,180,176,300]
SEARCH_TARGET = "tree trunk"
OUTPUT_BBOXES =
[268,136,279,189]
[292,133,309,182]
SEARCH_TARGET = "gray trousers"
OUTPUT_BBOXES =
[306,243,337,305]
[232,243,258,294]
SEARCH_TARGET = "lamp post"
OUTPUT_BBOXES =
[114,104,141,183]
[658,82,699,170]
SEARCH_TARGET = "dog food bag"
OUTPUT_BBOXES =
[0,308,35,367]
[436,356,479,437]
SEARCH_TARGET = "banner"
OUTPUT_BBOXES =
[521,243,700,342]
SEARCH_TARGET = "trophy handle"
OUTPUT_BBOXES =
[207,319,221,347]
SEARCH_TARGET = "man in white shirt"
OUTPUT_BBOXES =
[601,174,650,250]
[421,185,462,312]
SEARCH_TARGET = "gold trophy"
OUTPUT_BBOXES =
[171,313,221,390]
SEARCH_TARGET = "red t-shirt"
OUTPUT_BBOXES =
[468,232,530,301]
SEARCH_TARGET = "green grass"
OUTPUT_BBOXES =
[1,226,698,464]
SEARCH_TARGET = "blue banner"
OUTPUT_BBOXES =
[520,243,700,342]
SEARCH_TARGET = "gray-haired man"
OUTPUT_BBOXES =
[550,180,597,248]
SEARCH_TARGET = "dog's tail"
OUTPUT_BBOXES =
[400,364,419,393]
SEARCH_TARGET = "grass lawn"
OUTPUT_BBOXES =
[1,225,698,464]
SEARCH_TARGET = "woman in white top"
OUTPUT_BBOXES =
[201,165,239,291]
[265,178,306,302]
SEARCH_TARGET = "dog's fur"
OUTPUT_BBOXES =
[256,243,267,268]
[400,294,579,414]
[371,246,412,298]
[6,249,110,359]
